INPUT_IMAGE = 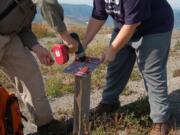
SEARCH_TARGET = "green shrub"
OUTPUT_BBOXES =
[45,77,63,97]
[32,23,55,38]
[130,69,142,81]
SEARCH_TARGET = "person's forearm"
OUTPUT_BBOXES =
[57,31,78,53]
[59,31,77,45]
[82,18,105,48]
[40,0,67,34]
[111,23,141,53]
[18,25,39,50]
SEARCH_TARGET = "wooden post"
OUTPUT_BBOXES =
[73,75,91,135]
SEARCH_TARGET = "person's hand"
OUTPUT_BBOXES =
[101,46,117,64]
[58,32,78,54]
[32,45,54,66]
[67,42,78,53]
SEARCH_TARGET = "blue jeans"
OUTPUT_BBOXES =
[102,31,172,123]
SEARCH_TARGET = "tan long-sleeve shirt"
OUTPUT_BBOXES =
[40,0,67,34]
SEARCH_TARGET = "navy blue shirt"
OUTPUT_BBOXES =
[92,0,174,39]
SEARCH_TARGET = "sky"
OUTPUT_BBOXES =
[59,0,180,9]
[59,0,92,6]
[168,0,180,9]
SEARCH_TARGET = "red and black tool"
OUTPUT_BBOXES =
[51,43,69,65]
[70,32,86,61]
[51,33,86,65]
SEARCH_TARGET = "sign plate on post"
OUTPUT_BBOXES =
[64,57,101,77]
[64,57,101,135]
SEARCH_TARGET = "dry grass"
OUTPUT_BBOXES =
[174,40,180,50]
[67,24,86,40]
[173,69,180,77]
[170,40,180,56]
[98,26,113,35]
[32,22,112,40]
[67,24,112,40]
[32,23,55,38]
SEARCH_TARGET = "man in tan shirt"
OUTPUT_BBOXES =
[0,0,76,134]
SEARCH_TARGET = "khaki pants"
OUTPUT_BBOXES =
[0,35,53,127]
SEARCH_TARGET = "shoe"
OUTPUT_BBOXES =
[37,119,73,135]
[90,102,120,116]
[150,123,170,135]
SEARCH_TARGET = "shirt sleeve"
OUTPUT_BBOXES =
[92,0,108,20]
[123,0,151,25]
[18,25,39,50]
[40,0,67,34]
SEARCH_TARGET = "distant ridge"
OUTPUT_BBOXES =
[34,4,180,29]
[174,9,180,29]
[62,4,92,23]
[34,4,92,25]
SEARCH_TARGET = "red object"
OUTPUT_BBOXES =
[75,66,89,76]
[51,44,69,65]
[80,66,89,73]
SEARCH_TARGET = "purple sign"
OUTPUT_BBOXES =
[64,57,101,77]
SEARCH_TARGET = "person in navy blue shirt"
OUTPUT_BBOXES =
[82,0,174,134]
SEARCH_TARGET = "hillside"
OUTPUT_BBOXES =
[62,4,92,23]
[34,4,92,25]
[34,4,180,29]
[34,4,113,26]
[174,9,180,29]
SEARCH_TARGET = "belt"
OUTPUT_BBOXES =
[0,0,22,21]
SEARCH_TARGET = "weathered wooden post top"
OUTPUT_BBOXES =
[64,57,101,135]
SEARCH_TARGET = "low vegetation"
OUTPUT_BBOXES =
[32,23,55,38]
[130,68,142,82]
[32,23,112,40]
[0,23,178,134]
[91,97,152,135]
